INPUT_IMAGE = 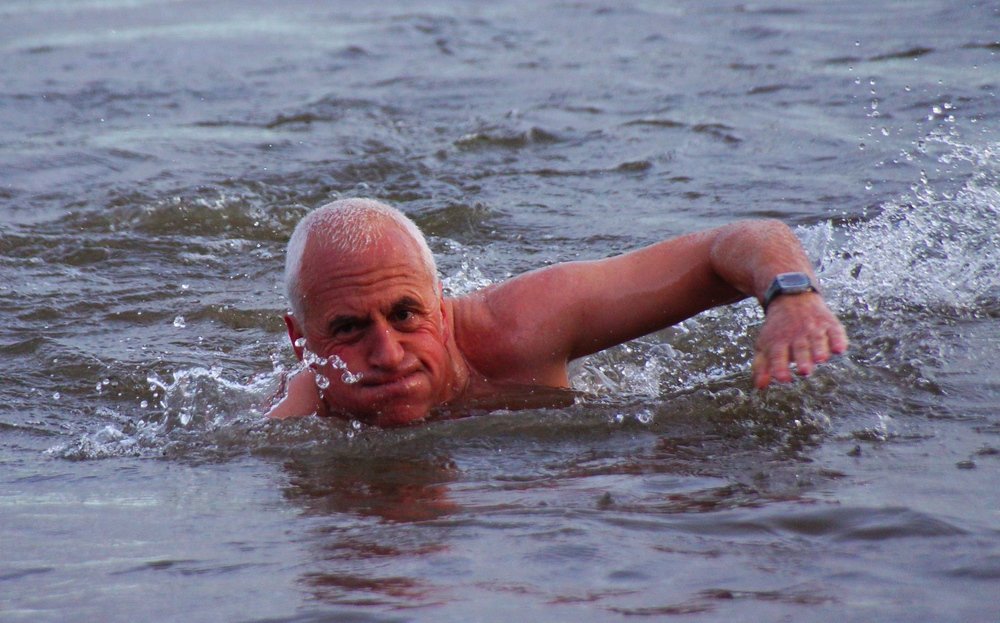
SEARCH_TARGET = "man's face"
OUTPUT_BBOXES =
[287,227,453,427]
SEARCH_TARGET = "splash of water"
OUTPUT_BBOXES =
[295,337,364,385]
[439,238,497,296]
[46,365,279,459]
[813,138,999,318]
[48,134,998,458]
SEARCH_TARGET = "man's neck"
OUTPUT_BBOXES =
[441,297,476,403]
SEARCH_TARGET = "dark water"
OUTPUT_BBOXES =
[2,1,998,621]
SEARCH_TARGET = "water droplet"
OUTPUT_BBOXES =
[342,371,363,384]
[53,392,61,400]
[294,337,307,349]
[315,374,330,389]
[304,350,327,367]
[173,316,186,328]
[140,400,148,408]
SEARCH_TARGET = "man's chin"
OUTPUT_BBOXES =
[338,374,432,428]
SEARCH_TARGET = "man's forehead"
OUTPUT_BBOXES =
[304,275,438,327]
[300,237,435,306]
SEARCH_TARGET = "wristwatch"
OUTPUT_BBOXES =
[762,272,818,312]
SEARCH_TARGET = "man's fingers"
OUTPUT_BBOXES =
[752,351,771,389]
[752,307,850,390]
[768,344,793,384]
[792,337,814,376]
[810,329,831,364]
[828,323,849,354]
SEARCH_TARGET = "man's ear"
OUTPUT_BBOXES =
[285,313,305,361]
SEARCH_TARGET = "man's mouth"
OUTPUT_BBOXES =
[359,370,422,394]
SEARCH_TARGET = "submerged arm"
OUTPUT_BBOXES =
[265,369,321,419]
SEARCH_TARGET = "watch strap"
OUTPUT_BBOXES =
[762,272,818,312]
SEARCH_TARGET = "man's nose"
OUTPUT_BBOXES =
[367,321,405,370]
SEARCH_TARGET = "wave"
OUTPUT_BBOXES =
[45,132,999,461]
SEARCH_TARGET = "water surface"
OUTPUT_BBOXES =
[1,1,998,621]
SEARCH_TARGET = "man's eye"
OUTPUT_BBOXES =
[332,322,359,336]
[391,309,416,323]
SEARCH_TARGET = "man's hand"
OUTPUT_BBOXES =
[751,292,849,389]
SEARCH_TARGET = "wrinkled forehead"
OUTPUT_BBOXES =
[299,224,436,291]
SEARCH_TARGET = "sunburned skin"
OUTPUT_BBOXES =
[282,227,469,427]
[269,198,848,427]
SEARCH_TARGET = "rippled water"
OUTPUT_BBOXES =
[2,1,998,621]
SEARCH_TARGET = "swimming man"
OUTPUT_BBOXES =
[269,198,848,426]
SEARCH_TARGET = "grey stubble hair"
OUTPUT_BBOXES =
[283,198,439,319]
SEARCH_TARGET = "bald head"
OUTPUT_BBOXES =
[284,198,438,318]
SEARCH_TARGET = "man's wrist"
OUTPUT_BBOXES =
[762,272,819,312]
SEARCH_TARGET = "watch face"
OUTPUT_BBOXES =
[776,272,811,290]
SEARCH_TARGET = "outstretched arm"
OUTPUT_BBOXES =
[465,219,847,388]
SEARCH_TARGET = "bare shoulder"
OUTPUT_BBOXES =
[449,292,514,378]
[449,271,577,387]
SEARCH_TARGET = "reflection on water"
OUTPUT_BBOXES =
[265,393,860,612]
[283,454,460,608]
[284,455,460,523]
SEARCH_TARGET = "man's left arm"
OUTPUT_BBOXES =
[475,219,847,388]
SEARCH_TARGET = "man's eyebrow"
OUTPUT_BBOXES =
[328,313,366,328]
[392,295,426,309]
